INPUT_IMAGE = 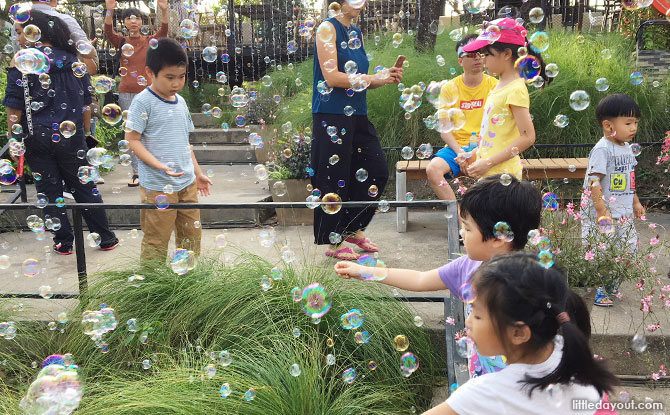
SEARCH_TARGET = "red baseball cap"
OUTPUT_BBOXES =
[462,18,528,52]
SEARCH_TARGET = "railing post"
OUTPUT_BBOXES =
[19,175,27,202]
[72,208,88,297]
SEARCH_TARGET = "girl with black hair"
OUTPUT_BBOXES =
[424,252,619,415]
[454,18,545,181]
[3,10,118,254]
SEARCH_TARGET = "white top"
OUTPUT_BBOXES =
[446,336,603,415]
[11,3,90,53]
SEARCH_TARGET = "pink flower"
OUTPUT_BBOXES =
[552,248,562,255]
[585,251,595,261]
[660,365,667,376]
[615,256,623,263]
[649,223,657,230]
[647,253,655,260]
[641,215,647,221]
[567,202,574,209]
[608,197,616,203]
[446,317,455,326]
[457,185,467,195]
[650,237,660,246]
[647,323,660,332]
[561,219,567,225]
[598,243,607,250]
[661,285,670,292]
[453,178,460,184]
[652,373,660,381]
[650,267,657,274]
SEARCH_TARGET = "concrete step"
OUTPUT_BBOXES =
[191,112,222,128]
[192,144,257,164]
[189,128,252,145]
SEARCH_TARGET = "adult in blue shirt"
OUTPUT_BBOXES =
[312,0,403,260]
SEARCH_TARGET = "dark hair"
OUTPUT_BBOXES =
[456,34,478,52]
[146,37,188,75]
[122,8,143,20]
[20,10,77,55]
[459,174,541,250]
[595,93,641,124]
[485,40,551,85]
[472,253,619,396]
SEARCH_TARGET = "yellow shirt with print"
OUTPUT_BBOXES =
[439,74,498,147]
[477,78,530,179]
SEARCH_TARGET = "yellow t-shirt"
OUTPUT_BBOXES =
[439,74,498,147]
[477,78,530,179]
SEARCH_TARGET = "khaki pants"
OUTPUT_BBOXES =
[140,182,201,261]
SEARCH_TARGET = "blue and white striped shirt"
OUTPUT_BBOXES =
[126,88,195,192]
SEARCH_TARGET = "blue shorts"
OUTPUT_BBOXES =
[433,146,471,178]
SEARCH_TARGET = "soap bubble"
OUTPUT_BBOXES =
[170,248,196,275]
[595,78,610,92]
[22,259,39,277]
[14,48,50,75]
[300,283,332,318]
[9,3,31,23]
[569,90,590,111]
[87,233,101,247]
[538,250,554,268]
[597,216,614,234]
[542,192,559,210]
[355,168,368,182]
[0,160,18,185]
[101,104,122,125]
[401,352,419,374]
[23,24,41,43]
[629,72,643,86]
[545,63,559,78]
[86,148,107,166]
[121,43,134,57]
[631,333,647,353]
[81,305,117,340]
[630,143,642,156]
[514,55,541,80]
[553,114,569,128]
[316,22,335,42]
[529,31,550,53]
[340,309,365,330]
[480,25,501,43]
[529,7,545,23]
[601,49,612,60]
[202,46,217,63]
[272,181,287,197]
[344,60,358,74]
[19,357,83,414]
[401,146,414,160]
[394,334,410,351]
[439,80,459,107]
[58,120,76,138]
[321,193,342,214]
[493,221,514,242]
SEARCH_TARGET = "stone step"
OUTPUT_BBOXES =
[191,112,222,129]
[0,164,273,229]
[189,128,250,145]
[192,144,257,164]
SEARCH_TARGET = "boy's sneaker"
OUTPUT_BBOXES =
[53,242,73,255]
[99,238,119,251]
[605,283,621,298]
[594,287,614,307]
[62,191,74,200]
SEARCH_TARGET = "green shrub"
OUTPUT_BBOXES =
[0,251,441,413]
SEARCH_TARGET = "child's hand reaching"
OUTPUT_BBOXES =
[334,261,363,279]
[466,158,491,179]
[196,173,213,197]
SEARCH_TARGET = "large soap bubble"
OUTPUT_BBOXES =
[19,355,83,415]
[14,48,50,75]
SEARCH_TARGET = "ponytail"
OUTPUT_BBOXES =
[485,40,552,86]
[525,291,619,396]
[473,253,618,398]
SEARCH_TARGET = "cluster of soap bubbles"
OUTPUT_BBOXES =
[19,354,83,415]
[82,304,117,342]
[340,309,365,330]
[14,48,50,75]
[356,254,388,281]
[528,229,555,268]
[0,159,18,185]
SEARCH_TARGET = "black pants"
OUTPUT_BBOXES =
[24,127,116,247]
[311,114,389,245]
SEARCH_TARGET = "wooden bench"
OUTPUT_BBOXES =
[395,157,589,232]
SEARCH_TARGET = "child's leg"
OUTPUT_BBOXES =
[174,182,201,254]
[140,186,178,262]
[426,148,459,200]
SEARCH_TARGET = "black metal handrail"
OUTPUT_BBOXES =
[636,20,670,51]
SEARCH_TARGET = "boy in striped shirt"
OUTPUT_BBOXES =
[126,38,213,262]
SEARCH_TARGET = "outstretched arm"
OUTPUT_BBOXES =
[334,262,448,292]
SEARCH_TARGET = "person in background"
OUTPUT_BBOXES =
[104,0,169,187]
[4,10,118,254]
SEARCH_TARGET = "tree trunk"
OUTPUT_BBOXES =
[415,0,447,52]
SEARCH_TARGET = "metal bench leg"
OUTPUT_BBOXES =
[396,170,407,233]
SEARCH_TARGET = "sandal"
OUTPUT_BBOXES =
[325,246,360,260]
[128,174,139,187]
[594,287,613,307]
[345,236,379,252]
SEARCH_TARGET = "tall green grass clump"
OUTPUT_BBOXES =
[0,250,441,414]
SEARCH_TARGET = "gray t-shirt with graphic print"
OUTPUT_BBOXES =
[582,137,637,219]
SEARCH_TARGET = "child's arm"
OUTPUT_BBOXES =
[126,130,184,177]
[588,173,610,218]
[83,107,92,135]
[334,261,447,292]
[103,0,123,48]
[467,104,535,178]
[153,0,169,38]
[190,150,213,197]
[633,192,645,219]
[441,131,464,155]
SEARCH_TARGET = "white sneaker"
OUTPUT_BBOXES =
[62,191,74,200]
[95,177,105,184]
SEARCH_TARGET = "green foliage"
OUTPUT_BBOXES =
[0,251,440,413]
[267,128,312,180]
[620,8,670,50]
